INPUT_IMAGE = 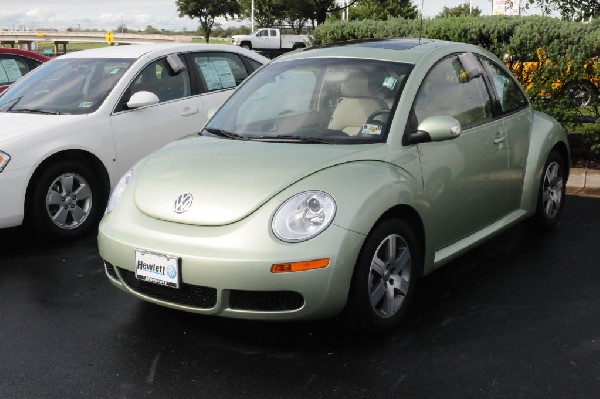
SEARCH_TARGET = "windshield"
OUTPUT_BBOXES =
[0,57,134,115]
[204,58,412,144]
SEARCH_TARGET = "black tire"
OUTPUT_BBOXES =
[564,81,597,107]
[240,43,251,50]
[26,160,105,240]
[341,218,421,332]
[531,150,567,230]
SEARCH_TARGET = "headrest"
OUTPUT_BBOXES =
[341,78,369,97]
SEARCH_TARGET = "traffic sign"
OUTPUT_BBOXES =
[105,32,114,45]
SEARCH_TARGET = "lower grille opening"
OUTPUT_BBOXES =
[230,290,304,311]
[117,267,217,309]
[104,261,119,280]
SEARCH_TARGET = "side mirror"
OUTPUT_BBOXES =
[207,107,218,120]
[410,116,462,144]
[127,91,160,109]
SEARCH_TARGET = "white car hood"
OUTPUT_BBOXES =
[0,113,79,145]
[133,135,386,226]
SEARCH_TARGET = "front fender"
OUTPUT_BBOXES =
[272,160,428,237]
[521,111,570,214]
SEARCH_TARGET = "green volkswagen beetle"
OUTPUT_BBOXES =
[98,39,569,331]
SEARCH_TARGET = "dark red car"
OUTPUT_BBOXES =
[0,48,50,93]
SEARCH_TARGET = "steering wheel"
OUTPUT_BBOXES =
[366,109,391,123]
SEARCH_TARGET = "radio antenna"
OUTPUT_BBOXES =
[419,0,424,43]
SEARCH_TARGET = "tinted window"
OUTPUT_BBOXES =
[243,56,263,73]
[194,52,250,91]
[414,54,493,129]
[128,55,191,103]
[480,57,529,114]
[0,55,30,85]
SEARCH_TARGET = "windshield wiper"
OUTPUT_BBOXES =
[252,135,332,144]
[202,127,249,141]
[8,108,63,115]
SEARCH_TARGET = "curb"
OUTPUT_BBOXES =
[567,168,600,194]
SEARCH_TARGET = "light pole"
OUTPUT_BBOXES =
[251,0,255,32]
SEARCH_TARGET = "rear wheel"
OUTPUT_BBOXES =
[26,160,104,240]
[531,150,567,229]
[341,218,420,332]
[564,81,596,107]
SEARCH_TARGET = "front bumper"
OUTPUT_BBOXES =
[98,199,366,321]
[0,166,30,229]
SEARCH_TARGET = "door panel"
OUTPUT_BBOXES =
[411,54,509,251]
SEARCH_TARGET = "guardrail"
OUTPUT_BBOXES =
[0,31,197,49]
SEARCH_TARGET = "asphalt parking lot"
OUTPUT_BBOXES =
[1,193,599,398]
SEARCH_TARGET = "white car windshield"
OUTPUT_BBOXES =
[204,58,413,144]
[0,58,134,115]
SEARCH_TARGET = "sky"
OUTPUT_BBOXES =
[0,1,544,32]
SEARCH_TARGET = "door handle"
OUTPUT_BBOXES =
[494,132,507,144]
[181,108,199,116]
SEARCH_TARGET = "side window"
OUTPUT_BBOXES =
[480,57,529,114]
[194,52,249,91]
[0,55,28,85]
[413,54,493,130]
[270,30,277,37]
[243,56,263,73]
[257,30,268,37]
[128,55,191,103]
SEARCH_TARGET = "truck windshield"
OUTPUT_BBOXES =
[204,58,413,144]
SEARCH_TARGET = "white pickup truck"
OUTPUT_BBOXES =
[231,28,310,57]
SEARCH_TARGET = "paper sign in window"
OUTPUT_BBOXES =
[198,60,236,91]
[0,59,23,82]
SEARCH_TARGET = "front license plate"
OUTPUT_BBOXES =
[135,249,180,289]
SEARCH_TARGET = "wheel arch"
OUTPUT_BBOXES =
[366,205,426,277]
[25,149,111,210]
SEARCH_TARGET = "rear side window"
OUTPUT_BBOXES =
[193,52,250,92]
[480,57,529,114]
[0,55,29,85]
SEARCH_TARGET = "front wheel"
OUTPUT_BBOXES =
[531,150,567,230]
[341,218,421,332]
[26,160,104,240]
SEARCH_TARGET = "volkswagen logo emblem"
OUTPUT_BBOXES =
[173,193,193,214]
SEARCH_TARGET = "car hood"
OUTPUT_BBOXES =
[0,113,77,144]
[134,136,387,226]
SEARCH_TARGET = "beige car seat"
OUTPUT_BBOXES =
[328,77,389,136]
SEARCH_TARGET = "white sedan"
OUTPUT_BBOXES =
[0,43,268,239]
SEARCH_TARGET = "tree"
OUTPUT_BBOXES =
[438,2,482,17]
[175,0,240,42]
[525,0,600,20]
[351,0,418,21]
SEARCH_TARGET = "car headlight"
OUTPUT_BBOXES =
[106,169,133,213]
[272,191,336,243]
[0,151,11,172]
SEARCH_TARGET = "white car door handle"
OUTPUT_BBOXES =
[494,134,507,144]
[181,108,199,116]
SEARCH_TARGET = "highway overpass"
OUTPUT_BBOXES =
[0,31,197,53]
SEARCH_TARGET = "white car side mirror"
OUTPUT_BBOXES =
[127,91,160,109]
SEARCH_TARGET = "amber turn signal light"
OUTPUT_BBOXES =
[271,258,330,273]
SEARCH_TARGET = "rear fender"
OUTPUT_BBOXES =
[521,111,570,214]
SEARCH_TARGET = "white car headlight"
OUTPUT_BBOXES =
[272,191,336,243]
[106,169,133,213]
[0,151,11,172]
